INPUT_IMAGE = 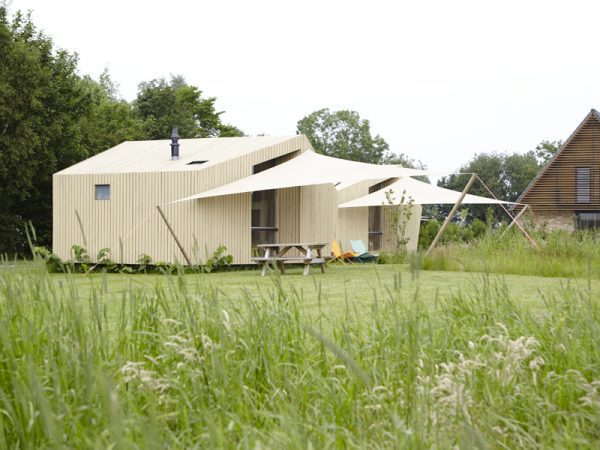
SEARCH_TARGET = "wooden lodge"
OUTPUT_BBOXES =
[53,135,422,265]
[517,109,600,231]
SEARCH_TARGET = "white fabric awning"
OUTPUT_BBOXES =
[339,177,510,208]
[173,150,428,202]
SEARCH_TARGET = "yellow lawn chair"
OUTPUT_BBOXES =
[328,240,357,264]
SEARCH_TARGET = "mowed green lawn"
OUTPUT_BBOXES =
[65,263,600,322]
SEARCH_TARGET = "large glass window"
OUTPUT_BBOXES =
[576,167,591,204]
[251,190,277,246]
[576,212,600,229]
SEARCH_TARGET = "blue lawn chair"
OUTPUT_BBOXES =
[350,239,379,263]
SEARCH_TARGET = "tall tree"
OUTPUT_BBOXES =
[297,109,392,164]
[437,149,544,221]
[0,8,94,251]
[133,76,243,139]
[534,140,562,164]
[77,70,146,154]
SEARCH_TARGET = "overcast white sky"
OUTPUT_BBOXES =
[9,0,600,174]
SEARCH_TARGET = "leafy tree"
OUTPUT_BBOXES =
[78,71,146,154]
[534,140,562,164]
[297,108,391,164]
[503,152,542,200]
[0,8,93,251]
[437,149,543,221]
[218,123,246,137]
[439,151,541,202]
[133,76,243,139]
[382,152,426,171]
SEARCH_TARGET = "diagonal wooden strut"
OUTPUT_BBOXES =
[474,176,540,252]
[156,205,192,266]
[500,204,530,238]
[426,174,476,256]
[425,174,540,257]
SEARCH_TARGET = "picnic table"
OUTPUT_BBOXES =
[251,242,327,276]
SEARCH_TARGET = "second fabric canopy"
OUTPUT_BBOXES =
[338,177,511,207]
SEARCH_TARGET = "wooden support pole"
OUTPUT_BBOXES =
[500,204,529,238]
[474,175,541,252]
[74,209,88,249]
[426,174,477,256]
[118,237,124,265]
[156,205,192,266]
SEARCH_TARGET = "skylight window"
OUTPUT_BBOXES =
[187,160,208,165]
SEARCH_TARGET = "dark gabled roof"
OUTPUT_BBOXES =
[515,109,600,206]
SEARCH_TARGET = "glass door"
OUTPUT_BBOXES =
[251,189,277,247]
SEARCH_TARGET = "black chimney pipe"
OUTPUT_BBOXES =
[170,126,180,160]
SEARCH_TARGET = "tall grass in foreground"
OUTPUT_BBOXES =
[0,261,599,448]
[424,229,600,278]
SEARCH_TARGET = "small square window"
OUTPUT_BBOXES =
[95,184,110,200]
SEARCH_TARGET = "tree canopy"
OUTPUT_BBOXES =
[0,9,94,250]
[134,75,243,139]
[436,146,554,221]
[534,140,562,164]
[297,108,418,166]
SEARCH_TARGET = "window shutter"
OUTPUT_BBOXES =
[576,168,591,203]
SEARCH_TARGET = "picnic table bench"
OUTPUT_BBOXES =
[251,242,327,276]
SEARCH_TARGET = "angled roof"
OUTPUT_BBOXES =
[55,136,299,175]
[515,109,600,205]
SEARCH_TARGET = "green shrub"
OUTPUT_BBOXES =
[71,244,90,263]
[419,219,440,248]
[136,253,152,273]
[470,218,487,239]
[203,244,233,273]
[33,246,63,273]
[96,247,118,272]
[154,260,177,274]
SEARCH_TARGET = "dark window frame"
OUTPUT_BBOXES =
[95,184,110,201]
[576,167,591,204]
[576,211,600,230]
[251,154,290,248]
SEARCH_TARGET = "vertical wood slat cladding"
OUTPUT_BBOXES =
[520,112,600,211]
[381,204,422,253]
[336,181,373,251]
[336,180,422,254]
[299,184,338,255]
[53,136,313,265]
[278,187,301,256]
